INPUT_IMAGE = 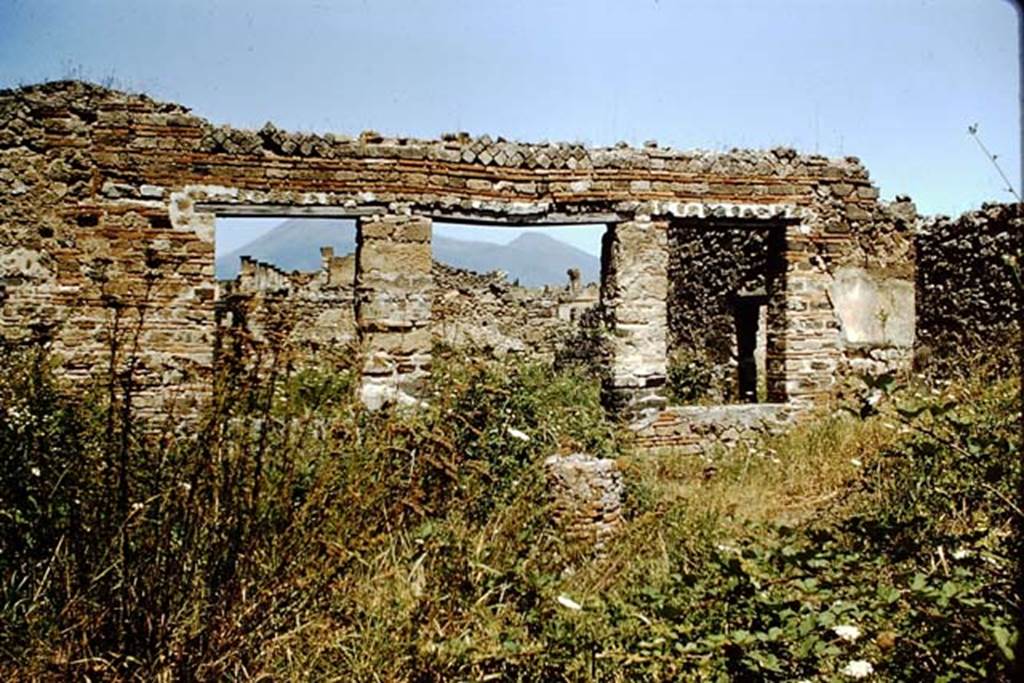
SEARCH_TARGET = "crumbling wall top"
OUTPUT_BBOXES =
[1,80,870,180]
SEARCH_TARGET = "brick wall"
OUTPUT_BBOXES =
[0,80,915,416]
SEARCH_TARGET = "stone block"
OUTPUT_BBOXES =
[358,241,432,275]
[396,219,432,244]
[364,325,431,355]
[845,204,872,222]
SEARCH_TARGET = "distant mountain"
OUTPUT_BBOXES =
[215,218,601,287]
[473,232,600,287]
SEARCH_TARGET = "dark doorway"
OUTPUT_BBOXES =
[734,291,767,403]
[666,218,787,405]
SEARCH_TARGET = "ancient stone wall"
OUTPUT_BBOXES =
[432,263,597,358]
[915,203,1021,366]
[215,247,357,367]
[0,81,914,416]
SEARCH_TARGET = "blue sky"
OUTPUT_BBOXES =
[1,0,1019,257]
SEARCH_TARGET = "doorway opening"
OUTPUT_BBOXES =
[667,219,787,404]
[733,290,768,403]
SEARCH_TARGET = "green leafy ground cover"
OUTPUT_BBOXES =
[0,343,1019,680]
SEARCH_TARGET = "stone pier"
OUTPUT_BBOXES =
[355,214,433,408]
[544,453,624,552]
[601,218,670,417]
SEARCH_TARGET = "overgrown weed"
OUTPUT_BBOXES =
[1,339,1019,680]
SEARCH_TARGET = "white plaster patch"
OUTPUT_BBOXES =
[830,267,915,347]
[662,201,810,221]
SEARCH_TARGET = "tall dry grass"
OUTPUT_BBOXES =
[1,334,1019,680]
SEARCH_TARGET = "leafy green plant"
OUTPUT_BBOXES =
[666,348,718,404]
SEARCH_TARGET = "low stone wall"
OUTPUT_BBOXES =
[544,453,624,551]
[916,203,1021,365]
[633,404,794,453]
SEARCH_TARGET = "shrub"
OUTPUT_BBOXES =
[0,343,621,679]
[666,348,718,404]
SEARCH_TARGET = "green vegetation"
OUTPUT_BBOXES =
[666,348,713,404]
[1,343,1019,680]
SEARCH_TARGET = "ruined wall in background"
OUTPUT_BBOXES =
[916,203,1021,366]
[215,247,357,368]
[433,263,598,359]
[214,255,598,369]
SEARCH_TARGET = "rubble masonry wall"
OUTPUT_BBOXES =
[0,81,914,417]
[915,202,1021,366]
